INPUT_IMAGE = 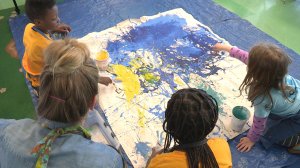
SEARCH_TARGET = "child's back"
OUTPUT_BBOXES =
[148,138,231,168]
[253,75,300,118]
[147,88,232,168]
[22,23,52,85]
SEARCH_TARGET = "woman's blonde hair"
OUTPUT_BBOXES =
[38,39,99,123]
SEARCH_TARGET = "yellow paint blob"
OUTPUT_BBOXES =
[144,73,160,84]
[174,75,186,86]
[138,108,145,128]
[112,64,141,102]
[129,59,142,69]
[96,50,109,61]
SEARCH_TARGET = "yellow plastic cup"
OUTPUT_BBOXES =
[95,50,110,71]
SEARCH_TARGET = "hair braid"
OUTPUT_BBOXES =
[163,88,219,168]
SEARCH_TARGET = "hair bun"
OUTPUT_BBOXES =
[44,39,91,75]
[38,38,99,123]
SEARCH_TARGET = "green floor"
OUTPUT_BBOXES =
[0,6,35,119]
[215,0,300,54]
[0,0,299,119]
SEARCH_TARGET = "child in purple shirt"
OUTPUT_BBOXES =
[213,43,300,154]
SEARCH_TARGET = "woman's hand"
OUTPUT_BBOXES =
[237,137,255,152]
[213,43,233,52]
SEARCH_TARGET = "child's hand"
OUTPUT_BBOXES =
[53,23,72,33]
[149,145,163,160]
[151,144,163,157]
[146,144,163,167]
[236,137,255,152]
[99,76,113,86]
[213,43,233,52]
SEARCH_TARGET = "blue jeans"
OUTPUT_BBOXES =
[260,110,300,149]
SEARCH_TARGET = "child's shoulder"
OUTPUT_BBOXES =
[24,23,36,37]
[285,74,300,87]
[208,138,229,146]
[207,138,230,154]
[207,138,232,165]
[24,23,35,31]
[23,23,51,46]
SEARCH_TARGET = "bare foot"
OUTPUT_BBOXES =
[5,39,18,59]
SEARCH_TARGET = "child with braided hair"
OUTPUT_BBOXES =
[147,88,232,168]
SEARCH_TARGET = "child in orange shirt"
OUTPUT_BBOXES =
[22,0,71,93]
[147,88,232,168]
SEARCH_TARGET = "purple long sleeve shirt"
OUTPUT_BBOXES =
[229,46,249,64]
[229,47,267,142]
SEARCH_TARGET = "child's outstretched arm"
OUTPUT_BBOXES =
[213,43,249,64]
[213,43,233,52]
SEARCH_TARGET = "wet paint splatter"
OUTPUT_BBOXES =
[80,9,252,167]
[138,108,145,128]
[112,64,141,102]
[135,142,151,159]
[196,81,226,114]
[174,75,186,87]
[143,72,160,84]
[107,14,222,91]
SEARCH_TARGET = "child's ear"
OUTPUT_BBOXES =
[89,96,97,110]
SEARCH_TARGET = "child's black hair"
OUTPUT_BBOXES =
[163,88,219,168]
[25,0,56,21]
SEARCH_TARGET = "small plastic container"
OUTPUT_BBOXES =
[95,50,111,71]
[230,106,250,132]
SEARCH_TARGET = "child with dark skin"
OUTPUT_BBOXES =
[22,0,71,93]
[23,0,111,90]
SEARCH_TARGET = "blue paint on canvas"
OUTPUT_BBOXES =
[107,14,224,96]
[135,142,151,159]
[88,9,249,167]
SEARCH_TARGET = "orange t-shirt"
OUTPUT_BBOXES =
[148,138,232,168]
[22,23,52,76]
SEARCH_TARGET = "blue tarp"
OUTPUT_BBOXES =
[9,0,300,167]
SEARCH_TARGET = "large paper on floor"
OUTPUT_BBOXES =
[80,8,253,167]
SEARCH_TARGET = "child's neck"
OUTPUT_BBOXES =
[35,26,49,34]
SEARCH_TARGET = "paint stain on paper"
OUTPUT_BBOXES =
[112,64,141,102]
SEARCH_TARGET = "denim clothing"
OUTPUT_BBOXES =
[260,110,300,149]
[0,118,123,168]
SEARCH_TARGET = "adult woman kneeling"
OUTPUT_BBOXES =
[0,39,123,168]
